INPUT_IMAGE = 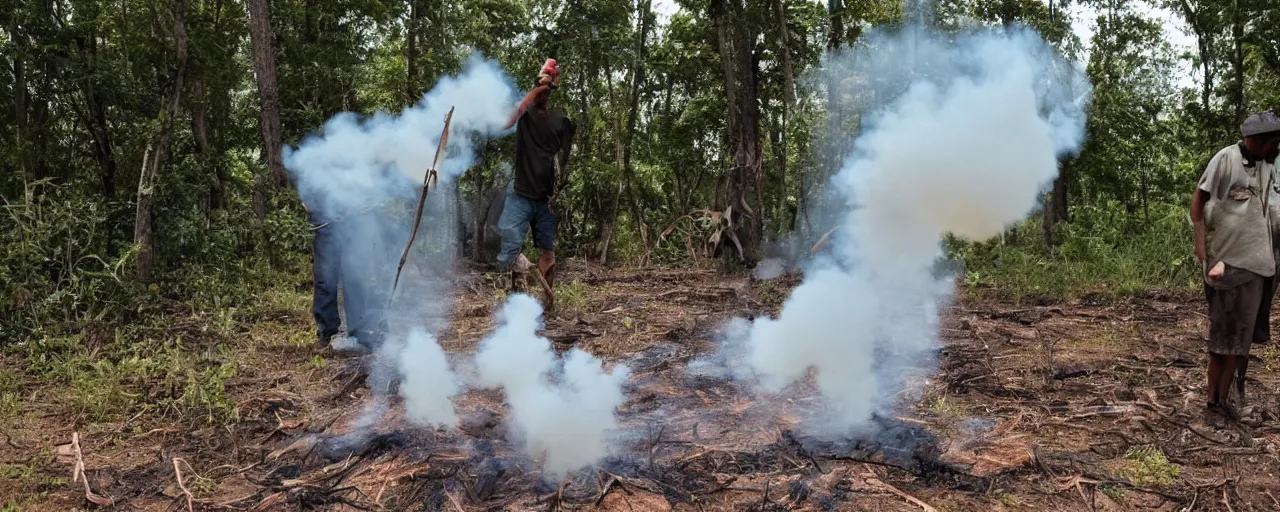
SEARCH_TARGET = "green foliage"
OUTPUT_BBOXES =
[951,204,1199,302]
[1,181,138,342]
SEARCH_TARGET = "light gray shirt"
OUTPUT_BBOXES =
[1198,143,1280,278]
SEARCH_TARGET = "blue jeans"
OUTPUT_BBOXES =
[312,220,371,342]
[497,191,558,270]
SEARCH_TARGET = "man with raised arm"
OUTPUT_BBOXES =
[495,59,576,307]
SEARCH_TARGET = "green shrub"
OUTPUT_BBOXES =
[948,202,1199,302]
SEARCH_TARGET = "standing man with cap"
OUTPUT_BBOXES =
[1191,111,1280,419]
[496,59,576,307]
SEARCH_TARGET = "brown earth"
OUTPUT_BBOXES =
[4,261,1280,511]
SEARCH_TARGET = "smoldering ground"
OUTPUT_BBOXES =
[284,53,635,477]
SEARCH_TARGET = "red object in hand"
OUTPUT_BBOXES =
[541,59,559,77]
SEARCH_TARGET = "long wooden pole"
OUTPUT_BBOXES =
[388,107,453,307]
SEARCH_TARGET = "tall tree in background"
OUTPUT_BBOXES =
[709,0,763,262]
[246,0,287,218]
[135,3,190,282]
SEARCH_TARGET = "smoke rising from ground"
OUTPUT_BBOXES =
[474,295,632,477]
[732,25,1090,432]
[398,328,461,426]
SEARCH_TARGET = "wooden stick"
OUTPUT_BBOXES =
[809,225,839,256]
[390,106,454,306]
[71,432,113,507]
[174,458,195,512]
[864,464,937,512]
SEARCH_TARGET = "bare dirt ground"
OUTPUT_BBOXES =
[5,261,1280,511]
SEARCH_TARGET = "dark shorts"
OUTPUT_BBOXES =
[496,191,557,269]
[1204,265,1276,356]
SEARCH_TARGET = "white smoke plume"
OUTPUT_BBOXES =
[475,295,632,477]
[284,53,519,425]
[734,26,1090,431]
[397,328,461,426]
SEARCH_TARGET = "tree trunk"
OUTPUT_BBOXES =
[1177,0,1213,122]
[827,0,843,51]
[625,0,653,259]
[188,75,226,212]
[1229,0,1244,125]
[12,51,26,178]
[773,0,795,108]
[12,8,32,181]
[246,0,287,191]
[710,0,763,263]
[1042,158,1070,247]
[135,8,190,283]
[773,0,794,236]
[406,0,420,105]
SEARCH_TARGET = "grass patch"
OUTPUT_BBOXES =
[554,279,588,313]
[20,333,241,426]
[0,372,23,419]
[950,205,1200,303]
[1117,445,1179,486]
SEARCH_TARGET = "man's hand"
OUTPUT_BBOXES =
[538,73,560,89]
[1208,260,1225,279]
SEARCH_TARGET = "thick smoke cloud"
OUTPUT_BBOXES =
[732,26,1090,431]
[397,328,461,426]
[283,53,518,428]
[475,295,632,477]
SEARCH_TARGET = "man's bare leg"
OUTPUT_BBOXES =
[536,250,556,311]
[539,251,556,289]
[1217,355,1241,419]
[1236,355,1249,408]
[1207,353,1224,408]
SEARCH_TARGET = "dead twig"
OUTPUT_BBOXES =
[446,491,466,512]
[594,475,619,506]
[864,464,937,512]
[70,432,113,507]
[173,458,195,512]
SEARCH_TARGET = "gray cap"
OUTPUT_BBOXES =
[1242,111,1280,137]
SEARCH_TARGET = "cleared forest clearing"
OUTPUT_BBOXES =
[3,262,1278,511]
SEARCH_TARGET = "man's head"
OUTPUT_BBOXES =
[1241,111,1280,163]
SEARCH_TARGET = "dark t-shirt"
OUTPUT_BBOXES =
[514,107,575,201]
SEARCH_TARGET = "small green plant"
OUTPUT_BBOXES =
[554,280,587,313]
[305,355,328,370]
[173,356,239,426]
[1120,445,1179,486]
[756,281,783,306]
[0,372,22,419]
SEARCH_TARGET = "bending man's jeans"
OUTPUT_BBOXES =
[312,220,371,343]
[496,189,558,270]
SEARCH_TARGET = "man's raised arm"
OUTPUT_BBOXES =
[502,84,553,130]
